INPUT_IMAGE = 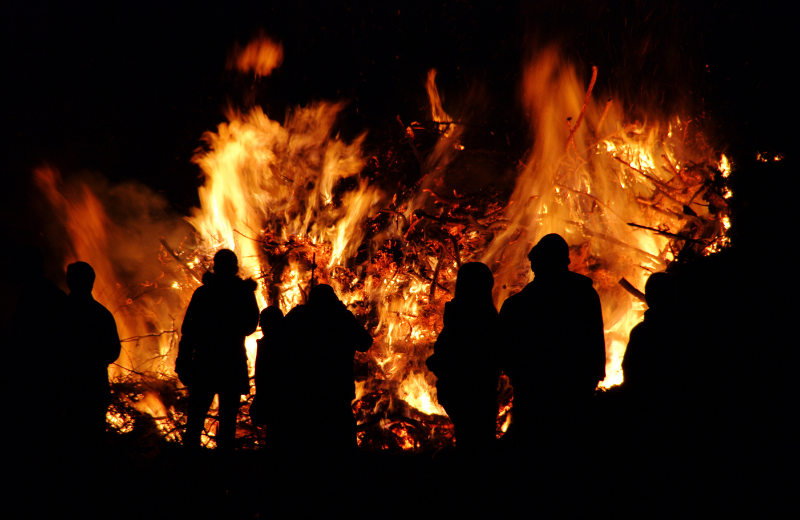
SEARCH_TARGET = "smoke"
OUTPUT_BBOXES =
[33,165,194,376]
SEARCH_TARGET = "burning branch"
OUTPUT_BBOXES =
[565,66,598,155]
[159,238,203,283]
[627,222,708,244]
[618,278,646,302]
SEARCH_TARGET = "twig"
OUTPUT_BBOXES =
[159,238,203,284]
[595,99,612,139]
[413,210,468,225]
[556,183,626,223]
[565,221,662,262]
[565,66,598,155]
[627,222,708,244]
[430,246,446,300]
[378,209,409,231]
[618,278,646,302]
[613,156,685,205]
[661,154,686,188]
[397,116,427,176]
[422,189,474,205]
[120,330,178,343]
[450,235,461,270]
[234,229,261,242]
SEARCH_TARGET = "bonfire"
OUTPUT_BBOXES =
[35,37,731,452]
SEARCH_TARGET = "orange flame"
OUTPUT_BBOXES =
[229,36,284,77]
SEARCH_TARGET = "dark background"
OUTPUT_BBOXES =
[2,0,795,236]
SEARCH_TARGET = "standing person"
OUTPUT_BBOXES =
[6,246,68,502]
[278,284,372,515]
[8,247,68,443]
[426,262,500,458]
[621,271,682,418]
[283,284,372,455]
[498,234,606,449]
[250,305,285,445]
[178,249,259,451]
[61,261,121,448]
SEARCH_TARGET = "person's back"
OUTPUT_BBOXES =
[282,285,371,454]
[9,247,67,417]
[622,272,688,422]
[427,262,500,456]
[251,306,285,441]
[499,234,605,433]
[180,249,259,450]
[61,261,121,446]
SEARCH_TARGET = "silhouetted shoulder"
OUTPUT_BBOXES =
[563,271,597,293]
[499,285,530,313]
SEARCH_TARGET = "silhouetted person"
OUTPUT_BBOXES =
[498,234,606,447]
[179,249,259,451]
[426,262,500,458]
[5,246,68,502]
[282,284,372,456]
[62,261,121,448]
[8,247,67,441]
[621,272,683,417]
[250,305,285,442]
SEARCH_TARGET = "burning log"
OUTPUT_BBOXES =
[618,278,646,302]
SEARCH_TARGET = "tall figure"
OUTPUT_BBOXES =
[179,249,259,451]
[498,234,606,445]
[62,261,121,447]
[9,248,67,426]
[426,262,500,457]
[283,284,372,456]
[7,246,67,464]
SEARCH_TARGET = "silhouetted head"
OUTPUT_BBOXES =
[308,284,340,308]
[528,233,570,276]
[644,272,677,311]
[455,262,494,303]
[213,249,239,277]
[259,305,284,330]
[66,261,95,295]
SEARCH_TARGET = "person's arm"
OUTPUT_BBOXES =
[588,288,607,383]
[346,308,373,353]
[241,286,260,337]
[497,297,518,380]
[175,289,204,384]
[104,309,122,365]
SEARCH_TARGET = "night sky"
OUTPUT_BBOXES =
[3,0,794,243]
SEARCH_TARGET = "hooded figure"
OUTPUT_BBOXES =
[179,249,259,450]
[282,284,372,455]
[498,234,606,437]
[426,262,501,456]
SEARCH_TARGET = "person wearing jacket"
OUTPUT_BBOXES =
[498,234,606,444]
[179,249,259,451]
[426,262,500,457]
